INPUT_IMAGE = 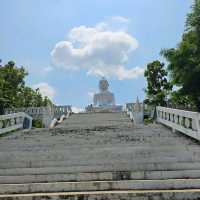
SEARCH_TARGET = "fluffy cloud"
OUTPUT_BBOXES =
[87,66,144,80]
[51,17,144,80]
[33,82,56,99]
[109,16,130,24]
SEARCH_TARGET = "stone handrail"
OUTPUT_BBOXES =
[125,109,143,124]
[5,105,72,128]
[126,109,134,122]
[53,105,72,118]
[156,106,200,141]
[5,107,51,115]
[49,112,71,129]
[0,112,32,135]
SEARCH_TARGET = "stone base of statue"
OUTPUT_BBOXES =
[86,105,123,113]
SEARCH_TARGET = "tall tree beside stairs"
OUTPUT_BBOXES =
[144,60,172,107]
[161,0,200,111]
[0,60,52,114]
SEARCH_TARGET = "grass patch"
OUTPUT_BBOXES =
[144,118,153,125]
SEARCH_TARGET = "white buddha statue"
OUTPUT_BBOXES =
[93,78,115,107]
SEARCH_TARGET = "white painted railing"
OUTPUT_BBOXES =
[126,110,134,122]
[156,106,200,141]
[49,112,71,129]
[125,109,143,124]
[0,112,32,135]
[125,100,143,124]
[5,107,51,115]
[53,105,72,118]
[5,105,72,128]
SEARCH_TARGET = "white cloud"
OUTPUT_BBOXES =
[113,66,144,80]
[87,65,144,80]
[33,82,56,99]
[109,16,130,24]
[71,106,84,113]
[96,16,130,32]
[51,17,144,80]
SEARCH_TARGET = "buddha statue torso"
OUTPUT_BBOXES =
[93,78,115,107]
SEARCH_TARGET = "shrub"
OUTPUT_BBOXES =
[32,119,44,128]
[144,118,153,125]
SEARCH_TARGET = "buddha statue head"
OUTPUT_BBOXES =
[99,78,109,92]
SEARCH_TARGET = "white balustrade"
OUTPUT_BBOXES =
[0,112,32,135]
[5,105,72,128]
[156,106,200,141]
[126,110,134,122]
[126,110,143,124]
[125,101,143,124]
[53,105,71,118]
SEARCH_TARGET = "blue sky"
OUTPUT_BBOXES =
[0,0,193,110]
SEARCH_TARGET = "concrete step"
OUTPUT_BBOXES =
[1,145,200,155]
[1,179,200,194]
[1,170,200,184]
[0,131,196,139]
[1,151,200,165]
[1,147,200,164]
[1,141,198,152]
[1,156,200,169]
[0,131,192,139]
[2,161,200,175]
[1,189,200,200]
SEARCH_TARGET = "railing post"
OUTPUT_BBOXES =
[197,113,200,134]
[23,113,33,130]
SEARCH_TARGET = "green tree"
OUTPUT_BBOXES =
[144,60,172,106]
[43,96,53,106]
[0,61,27,113]
[170,90,196,110]
[161,0,200,111]
[0,61,53,114]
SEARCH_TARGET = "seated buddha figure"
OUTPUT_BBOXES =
[93,78,115,107]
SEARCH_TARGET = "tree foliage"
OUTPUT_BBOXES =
[0,61,52,114]
[144,60,172,106]
[161,0,200,110]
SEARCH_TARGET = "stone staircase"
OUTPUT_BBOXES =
[1,112,200,199]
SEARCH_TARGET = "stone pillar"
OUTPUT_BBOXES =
[133,97,143,124]
[42,106,54,128]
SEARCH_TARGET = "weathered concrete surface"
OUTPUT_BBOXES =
[1,112,200,199]
[2,190,200,200]
[3,179,200,194]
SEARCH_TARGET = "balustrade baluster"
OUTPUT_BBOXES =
[156,106,200,141]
